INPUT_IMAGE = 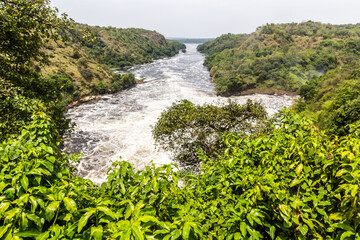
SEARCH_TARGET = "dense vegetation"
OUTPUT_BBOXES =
[2,0,360,239]
[198,22,360,96]
[79,26,186,69]
[153,99,267,168]
[2,104,360,239]
[41,26,185,103]
[294,62,360,136]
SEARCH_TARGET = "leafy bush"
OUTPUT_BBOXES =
[110,73,136,93]
[184,110,360,239]
[92,81,109,94]
[153,99,267,168]
[2,109,360,239]
[79,68,94,81]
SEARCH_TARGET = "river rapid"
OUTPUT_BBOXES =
[64,44,296,184]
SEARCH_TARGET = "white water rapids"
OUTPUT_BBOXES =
[64,44,296,184]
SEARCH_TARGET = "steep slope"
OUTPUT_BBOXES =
[41,25,186,103]
[81,26,186,69]
[198,22,360,96]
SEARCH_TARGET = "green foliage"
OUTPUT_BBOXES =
[295,64,360,136]
[153,99,267,168]
[198,22,360,95]
[0,0,74,138]
[78,26,186,69]
[2,2,360,239]
[2,108,360,239]
[197,33,249,56]
[0,0,74,100]
[110,73,136,93]
[184,110,360,239]
[90,73,136,95]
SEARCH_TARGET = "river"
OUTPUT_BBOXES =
[64,44,296,184]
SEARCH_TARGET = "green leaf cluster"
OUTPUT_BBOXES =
[152,99,267,168]
[2,108,360,239]
[295,64,360,136]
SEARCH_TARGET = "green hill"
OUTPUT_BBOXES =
[80,26,186,69]
[41,25,186,103]
[198,22,360,96]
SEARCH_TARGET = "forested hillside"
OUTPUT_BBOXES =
[80,26,186,69]
[198,22,360,96]
[41,26,185,103]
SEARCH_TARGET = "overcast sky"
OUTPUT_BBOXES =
[51,0,360,38]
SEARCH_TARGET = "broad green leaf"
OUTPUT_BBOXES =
[39,160,54,172]
[29,196,38,213]
[152,177,158,193]
[21,212,29,229]
[138,215,159,224]
[340,231,355,240]
[279,204,290,217]
[163,235,171,240]
[98,206,116,219]
[91,225,103,240]
[171,229,181,239]
[63,197,77,213]
[0,224,11,238]
[336,169,349,177]
[158,221,171,231]
[78,209,96,233]
[21,175,29,191]
[295,163,303,176]
[5,208,20,221]
[329,212,343,221]
[333,223,354,232]
[302,218,314,230]
[0,202,10,215]
[27,169,42,175]
[131,224,144,240]
[240,222,247,237]
[46,156,56,163]
[182,222,191,240]
[120,181,126,195]
[125,204,132,219]
[27,213,42,227]
[0,182,8,192]
[45,201,61,221]
[120,229,131,240]
[299,224,308,236]
[15,230,40,237]
[234,232,241,240]
[290,178,303,187]
[269,226,276,239]
[36,231,50,240]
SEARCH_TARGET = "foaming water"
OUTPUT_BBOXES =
[64,44,296,184]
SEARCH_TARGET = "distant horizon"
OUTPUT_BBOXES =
[74,20,360,39]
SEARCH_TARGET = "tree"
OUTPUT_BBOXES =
[0,0,74,96]
[153,99,267,168]
[0,0,80,137]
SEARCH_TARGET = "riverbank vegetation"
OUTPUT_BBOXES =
[40,26,185,103]
[198,22,360,96]
[2,0,360,239]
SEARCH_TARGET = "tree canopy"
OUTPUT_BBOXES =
[153,99,267,168]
